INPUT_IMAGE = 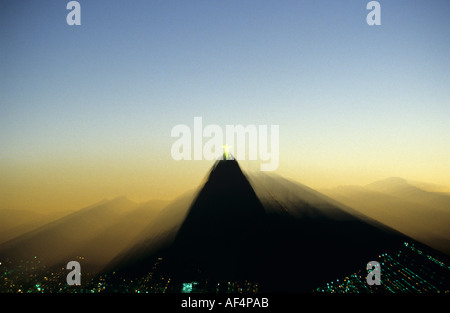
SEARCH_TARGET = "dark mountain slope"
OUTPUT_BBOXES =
[112,159,409,292]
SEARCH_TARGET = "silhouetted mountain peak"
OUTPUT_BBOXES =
[207,157,247,185]
[177,157,265,229]
[109,195,134,205]
[366,177,410,190]
[164,158,267,281]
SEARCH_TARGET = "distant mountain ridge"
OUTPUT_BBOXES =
[0,208,73,245]
[322,177,450,255]
[0,196,164,271]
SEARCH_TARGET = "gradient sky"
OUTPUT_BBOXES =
[1,0,449,212]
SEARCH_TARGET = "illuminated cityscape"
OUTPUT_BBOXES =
[315,242,450,293]
[1,242,449,294]
[0,255,259,294]
[0,255,93,293]
[180,281,259,293]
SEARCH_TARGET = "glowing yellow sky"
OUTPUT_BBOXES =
[1,139,449,214]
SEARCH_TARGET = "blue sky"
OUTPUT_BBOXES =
[0,0,449,210]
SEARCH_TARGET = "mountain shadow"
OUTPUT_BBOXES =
[113,158,410,292]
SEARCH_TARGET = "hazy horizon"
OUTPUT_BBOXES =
[1,166,449,214]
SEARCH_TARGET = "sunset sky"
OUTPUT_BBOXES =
[1,0,449,212]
